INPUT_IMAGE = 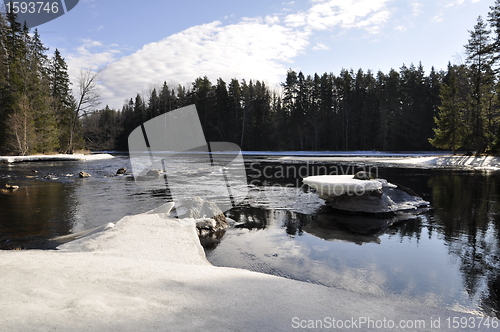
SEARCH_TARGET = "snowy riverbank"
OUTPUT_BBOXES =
[0,153,114,163]
[0,210,490,331]
[279,154,500,170]
[381,155,500,169]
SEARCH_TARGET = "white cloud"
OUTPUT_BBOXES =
[433,14,444,22]
[284,0,391,32]
[65,39,121,98]
[98,19,310,108]
[410,2,422,16]
[313,43,330,51]
[444,0,465,8]
[74,0,393,109]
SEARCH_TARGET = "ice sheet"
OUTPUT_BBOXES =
[0,212,486,331]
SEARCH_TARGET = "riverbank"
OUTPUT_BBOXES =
[0,210,489,331]
[278,154,500,170]
[0,153,115,163]
[381,155,500,169]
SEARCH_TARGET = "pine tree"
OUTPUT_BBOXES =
[429,64,469,153]
[49,48,73,151]
[28,31,58,152]
[488,0,500,69]
[147,88,159,119]
[0,13,12,151]
[213,78,230,140]
[464,16,495,153]
[228,78,243,143]
[334,69,354,150]
[318,72,335,150]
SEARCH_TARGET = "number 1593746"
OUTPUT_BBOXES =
[5,2,59,14]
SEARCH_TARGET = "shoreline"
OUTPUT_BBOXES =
[278,154,500,170]
[0,153,115,163]
[3,152,498,170]
[0,211,490,331]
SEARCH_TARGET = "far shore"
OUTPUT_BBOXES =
[0,153,115,163]
[277,154,500,170]
[3,152,500,171]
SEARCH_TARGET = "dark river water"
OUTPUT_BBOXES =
[0,154,499,318]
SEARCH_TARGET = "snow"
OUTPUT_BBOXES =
[0,153,114,163]
[383,155,500,169]
[0,208,488,331]
[303,175,384,196]
[243,150,451,157]
[273,153,500,170]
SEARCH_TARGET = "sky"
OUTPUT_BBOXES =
[25,0,495,109]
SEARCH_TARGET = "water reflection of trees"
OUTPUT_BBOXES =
[430,172,500,317]
[0,181,74,249]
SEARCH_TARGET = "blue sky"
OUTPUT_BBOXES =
[32,0,493,109]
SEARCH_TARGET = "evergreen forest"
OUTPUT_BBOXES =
[5,2,500,154]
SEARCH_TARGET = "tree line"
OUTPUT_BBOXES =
[6,2,500,154]
[84,65,443,152]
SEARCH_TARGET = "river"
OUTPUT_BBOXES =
[0,153,498,318]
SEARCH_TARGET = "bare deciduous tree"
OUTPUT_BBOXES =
[7,95,36,155]
[68,68,101,153]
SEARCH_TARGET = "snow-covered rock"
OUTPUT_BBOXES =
[178,196,229,236]
[303,174,429,214]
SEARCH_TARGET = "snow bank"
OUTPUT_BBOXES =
[278,154,500,170]
[0,153,114,163]
[384,155,500,169]
[0,211,488,331]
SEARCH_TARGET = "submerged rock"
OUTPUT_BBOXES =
[146,169,161,178]
[79,171,91,178]
[134,169,162,181]
[303,174,429,215]
[4,184,19,190]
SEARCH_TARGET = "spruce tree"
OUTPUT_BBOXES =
[429,64,469,153]
[28,29,58,152]
[488,0,500,69]
[464,16,495,153]
[50,48,74,150]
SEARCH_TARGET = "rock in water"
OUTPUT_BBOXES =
[79,171,91,178]
[4,184,19,190]
[180,197,229,236]
[116,167,127,175]
[303,175,429,214]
